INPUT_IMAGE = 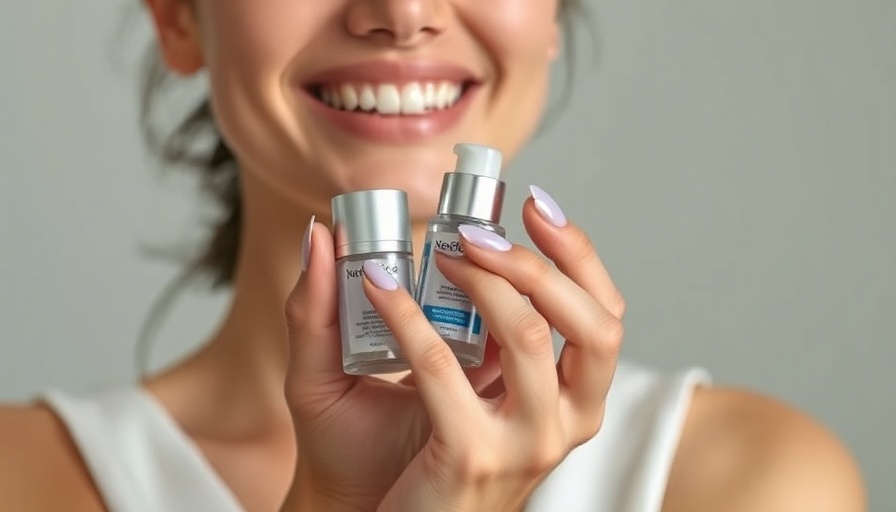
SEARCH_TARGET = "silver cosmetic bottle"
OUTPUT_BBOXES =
[415,143,506,367]
[332,189,415,375]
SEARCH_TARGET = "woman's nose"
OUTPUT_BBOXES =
[345,0,449,48]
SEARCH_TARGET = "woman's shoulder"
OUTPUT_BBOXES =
[664,387,866,511]
[0,403,105,511]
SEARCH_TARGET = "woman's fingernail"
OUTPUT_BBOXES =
[302,215,315,271]
[458,224,512,252]
[529,185,568,228]
[362,260,399,291]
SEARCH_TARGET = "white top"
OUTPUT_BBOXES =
[41,362,709,512]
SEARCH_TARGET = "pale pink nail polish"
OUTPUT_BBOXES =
[362,260,399,291]
[529,185,568,228]
[302,215,315,271]
[458,224,512,252]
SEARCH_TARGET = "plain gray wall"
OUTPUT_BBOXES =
[1,0,893,509]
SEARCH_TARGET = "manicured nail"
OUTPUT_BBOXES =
[529,185,568,228]
[458,224,512,252]
[362,260,399,291]
[302,215,315,271]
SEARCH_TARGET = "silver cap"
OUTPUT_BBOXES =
[437,173,506,223]
[331,189,413,259]
[437,143,506,223]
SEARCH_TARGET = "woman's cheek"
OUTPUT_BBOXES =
[462,0,559,63]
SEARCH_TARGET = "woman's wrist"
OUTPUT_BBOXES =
[281,490,366,512]
[375,476,527,512]
[280,471,366,512]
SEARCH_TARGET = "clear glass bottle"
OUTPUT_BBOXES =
[332,189,415,375]
[415,144,506,367]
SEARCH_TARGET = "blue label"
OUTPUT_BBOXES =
[423,306,482,335]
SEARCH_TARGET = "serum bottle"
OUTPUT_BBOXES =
[416,143,506,367]
[332,189,415,375]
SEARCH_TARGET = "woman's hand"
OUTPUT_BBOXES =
[280,217,431,512]
[372,187,625,511]
[280,185,625,512]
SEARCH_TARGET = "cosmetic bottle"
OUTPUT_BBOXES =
[332,189,415,375]
[416,143,506,367]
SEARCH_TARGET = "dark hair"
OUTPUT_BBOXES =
[136,1,589,370]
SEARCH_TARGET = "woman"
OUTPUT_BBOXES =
[0,0,865,510]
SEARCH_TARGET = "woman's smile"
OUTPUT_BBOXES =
[298,59,483,142]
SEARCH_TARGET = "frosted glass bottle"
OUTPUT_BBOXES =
[332,189,415,375]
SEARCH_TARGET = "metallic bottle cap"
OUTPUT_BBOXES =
[437,143,506,223]
[331,189,413,259]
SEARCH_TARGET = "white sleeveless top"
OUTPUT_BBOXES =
[41,362,709,512]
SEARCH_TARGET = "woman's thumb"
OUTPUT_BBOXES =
[284,218,349,412]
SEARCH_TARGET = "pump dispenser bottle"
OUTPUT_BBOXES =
[416,143,506,367]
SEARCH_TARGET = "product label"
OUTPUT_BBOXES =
[417,230,485,345]
[338,255,414,356]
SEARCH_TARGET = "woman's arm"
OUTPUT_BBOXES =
[663,387,866,512]
[0,406,105,511]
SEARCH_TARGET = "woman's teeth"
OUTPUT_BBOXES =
[318,82,464,115]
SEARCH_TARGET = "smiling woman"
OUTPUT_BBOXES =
[0,0,868,511]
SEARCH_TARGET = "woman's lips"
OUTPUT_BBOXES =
[303,87,477,143]
[305,60,479,86]
[298,60,480,143]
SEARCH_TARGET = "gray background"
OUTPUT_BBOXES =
[1,0,893,509]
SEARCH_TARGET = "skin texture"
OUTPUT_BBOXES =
[0,0,866,511]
